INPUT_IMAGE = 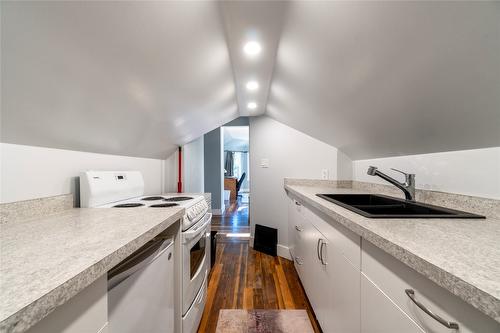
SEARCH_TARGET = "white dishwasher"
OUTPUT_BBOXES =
[108,236,174,333]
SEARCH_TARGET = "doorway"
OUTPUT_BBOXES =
[213,126,250,235]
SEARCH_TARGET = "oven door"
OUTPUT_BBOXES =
[182,213,211,315]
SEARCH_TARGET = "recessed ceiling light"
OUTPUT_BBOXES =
[246,81,259,91]
[243,41,261,56]
[247,102,257,110]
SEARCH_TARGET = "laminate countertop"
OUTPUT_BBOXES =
[0,206,185,333]
[285,183,500,324]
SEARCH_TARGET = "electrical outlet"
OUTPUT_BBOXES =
[260,158,269,168]
[321,169,329,180]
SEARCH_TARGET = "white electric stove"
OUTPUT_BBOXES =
[80,171,210,333]
[80,170,208,230]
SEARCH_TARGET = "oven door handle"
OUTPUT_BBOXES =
[183,213,212,243]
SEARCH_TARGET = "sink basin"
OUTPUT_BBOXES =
[316,194,485,219]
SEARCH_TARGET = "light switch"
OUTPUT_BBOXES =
[260,158,269,168]
[321,169,329,180]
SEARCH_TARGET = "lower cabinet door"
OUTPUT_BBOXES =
[300,221,322,312]
[361,274,424,333]
[310,230,328,329]
[321,241,360,333]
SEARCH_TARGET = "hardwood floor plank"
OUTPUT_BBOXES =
[280,257,323,333]
[236,244,247,308]
[262,253,277,309]
[197,242,321,333]
[275,262,295,309]
[243,287,253,309]
[198,263,222,333]
[231,244,243,307]
[272,270,285,309]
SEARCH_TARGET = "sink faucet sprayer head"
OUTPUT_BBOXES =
[367,166,378,176]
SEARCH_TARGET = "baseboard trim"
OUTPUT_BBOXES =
[212,209,223,216]
[249,238,291,260]
[277,244,292,260]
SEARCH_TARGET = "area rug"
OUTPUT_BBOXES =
[215,309,314,333]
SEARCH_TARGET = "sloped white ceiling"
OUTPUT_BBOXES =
[2,1,499,160]
[1,1,238,159]
[219,1,287,116]
[267,1,500,159]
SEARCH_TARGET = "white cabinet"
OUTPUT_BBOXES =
[362,240,500,333]
[361,274,424,333]
[302,203,361,269]
[288,197,302,261]
[288,195,500,333]
[299,220,323,313]
[321,238,360,333]
[288,196,361,333]
[26,276,108,333]
[108,239,175,333]
[288,197,308,275]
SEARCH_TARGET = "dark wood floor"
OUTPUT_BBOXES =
[211,195,250,235]
[197,239,321,333]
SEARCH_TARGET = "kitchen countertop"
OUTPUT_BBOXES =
[0,206,185,333]
[285,184,500,323]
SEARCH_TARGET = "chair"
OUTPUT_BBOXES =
[236,172,246,197]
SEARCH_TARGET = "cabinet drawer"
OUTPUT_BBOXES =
[302,204,361,269]
[362,240,500,333]
[291,197,306,217]
[361,274,424,333]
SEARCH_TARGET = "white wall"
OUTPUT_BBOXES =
[337,150,353,180]
[182,136,204,193]
[0,143,164,204]
[250,116,339,254]
[163,150,179,193]
[353,147,500,199]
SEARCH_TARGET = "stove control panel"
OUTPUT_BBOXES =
[186,200,209,222]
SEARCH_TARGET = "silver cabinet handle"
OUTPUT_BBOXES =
[295,225,303,232]
[294,256,303,265]
[405,289,459,330]
[317,238,322,261]
[319,241,327,265]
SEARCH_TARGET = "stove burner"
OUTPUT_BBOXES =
[164,196,194,202]
[113,203,145,208]
[149,203,179,208]
[141,196,165,201]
